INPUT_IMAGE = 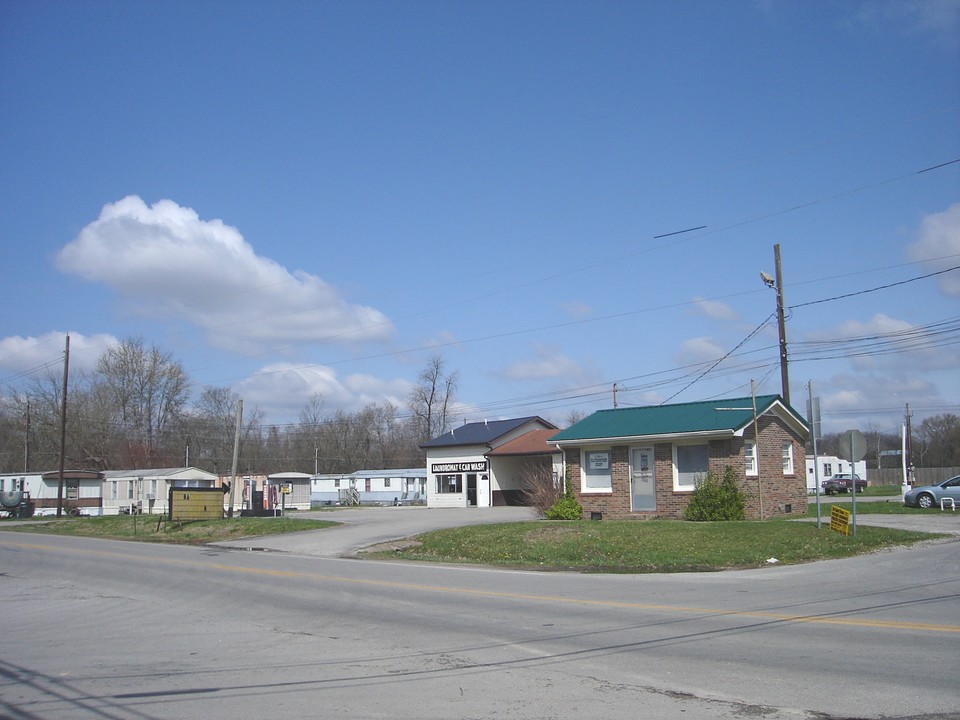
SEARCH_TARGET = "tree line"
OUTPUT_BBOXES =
[0,338,460,476]
[2,336,957,476]
[814,417,960,470]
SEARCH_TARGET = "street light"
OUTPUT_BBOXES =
[761,244,790,405]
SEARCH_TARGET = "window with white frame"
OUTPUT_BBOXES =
[127,481,134,500]
[822,462,832,477]
[384,478,391,488]
[582,450,612,492]
[782,441,794,475]
[744,440,757,476]
[110,481,118,500]
[674,443,709,491]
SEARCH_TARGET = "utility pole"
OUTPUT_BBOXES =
[761,245,790,404]
[751,380,764,521]
[774,244,789,405]
[23,399,30,472]
[613,383,618,408]
[228,398,243,518]
[56,334,70,517]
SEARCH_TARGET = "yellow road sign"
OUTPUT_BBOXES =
[830,505,851,535]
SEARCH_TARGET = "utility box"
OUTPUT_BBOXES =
[168,487,225,522]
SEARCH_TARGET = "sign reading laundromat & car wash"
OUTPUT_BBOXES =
[430,461,488,473]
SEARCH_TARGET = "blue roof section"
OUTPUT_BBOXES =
[420,416,556,448]
[550,395,807,443]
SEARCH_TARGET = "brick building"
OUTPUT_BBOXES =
[550,395,809,520]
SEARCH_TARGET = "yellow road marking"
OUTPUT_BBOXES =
[9,539,960,634]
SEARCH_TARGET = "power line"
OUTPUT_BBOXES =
[789,265,960,310]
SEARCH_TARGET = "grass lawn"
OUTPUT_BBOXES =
[368,519,940,573]
[0,514,338,544]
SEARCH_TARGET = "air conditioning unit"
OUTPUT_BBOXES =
[145,493,156,501]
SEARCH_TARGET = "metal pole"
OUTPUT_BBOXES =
[808,382,822,528]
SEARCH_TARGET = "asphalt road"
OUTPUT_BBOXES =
[1,507,958,720]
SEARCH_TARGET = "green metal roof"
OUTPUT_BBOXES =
[550,395,808,444]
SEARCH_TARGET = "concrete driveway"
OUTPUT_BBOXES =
[212,505,539,558]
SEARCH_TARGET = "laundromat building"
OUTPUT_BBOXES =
[421,416,560,508]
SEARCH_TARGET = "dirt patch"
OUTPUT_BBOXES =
[359,538,423,555]
[523,525,586,542]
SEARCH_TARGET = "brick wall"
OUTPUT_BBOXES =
[567,416,807,521]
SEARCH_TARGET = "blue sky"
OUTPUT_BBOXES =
[1,0,958,437]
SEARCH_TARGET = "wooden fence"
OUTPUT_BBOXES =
[868,467,959,486]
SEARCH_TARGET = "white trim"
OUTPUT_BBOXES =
[555,429,733,448]
[782,441,795,475]
[672,441,709,492]
[745,439,757,477]
[581,448,612,494]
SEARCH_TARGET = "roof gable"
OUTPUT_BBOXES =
[420,416,557,449]
[550,395,808,444]
[487,429,564,456]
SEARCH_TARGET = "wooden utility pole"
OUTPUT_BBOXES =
[227,398,243,518]
[774,244,790,405]
[56,335,70,517]
[23,399,30,472]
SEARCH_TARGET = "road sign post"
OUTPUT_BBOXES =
[838,429,866,536]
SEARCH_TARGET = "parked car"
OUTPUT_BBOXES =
[903,475,960,509]
[821,473,866,495]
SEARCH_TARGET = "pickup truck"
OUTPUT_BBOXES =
[821,473,866,494]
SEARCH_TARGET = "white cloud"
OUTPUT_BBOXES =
[55,196,395,353]
[235,362,412,419]
[906,202,960,296]
[560,301,594,321]
[817,371,942,434]
[806,313,959,372]
[502,345,586,381]
[849,0,960,50]
[674,336,726,365]
[0,331,119,379]
[690,296,738,321]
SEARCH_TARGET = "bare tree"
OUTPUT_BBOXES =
[519,458,561,518]
[564,409,587,427]
[915,413,960,467]
[95,338,189,467]
[187,385,263,474]
[407,355,459,446]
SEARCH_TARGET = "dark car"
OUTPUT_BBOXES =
[821,473,866,495]
[903,475,960,509]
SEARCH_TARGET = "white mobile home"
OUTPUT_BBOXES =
[805,456,868,492]
[0,470,106,516]
[311,469,427,506]
[102,467,220,515]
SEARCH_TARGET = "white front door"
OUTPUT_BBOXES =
[631,447,656,512]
